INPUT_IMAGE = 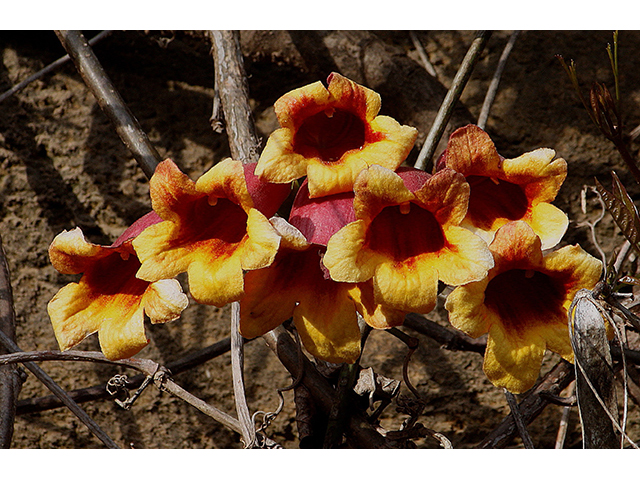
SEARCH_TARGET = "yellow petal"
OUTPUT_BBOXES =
[526,202,569,250]
[445,278,493,338]
[144,279,189,324]
[254,129,307,184]
[48,281,104,351]
[324,220,382,283]
[98,305,148,360]
[294,285,361,364]
[49,228,111,275]
[430,226,494,286]
[239,208,281,271]
[195,158,254,211]
[348,282,406,329]
[483,321,546,394]
[187,252,244,307]
[373,260,439,314]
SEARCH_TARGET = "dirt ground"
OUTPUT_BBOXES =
[1,30,640,449]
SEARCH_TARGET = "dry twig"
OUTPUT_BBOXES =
[0,331,119,448]
[477,31,520,129]
[55,30,162,179]
[415,31,491,171]
[0,31,112,104]
[0,235,23,448]
[0,348,243,436]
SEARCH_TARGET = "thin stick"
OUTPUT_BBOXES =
[0,31,112,104]
[409,31,437,78]
[0,348,243,436]
[477,360,574,448]
[403,312,487,354]
[16,335,240,414]
[504,389,535,448]
[415,31,492,171]
[54,30,162,179]
[0,330,119,448]
[554,381,576,449]
[0,235,22,448]
[209,30,261,163]
[477,31,520,129]
[231,302,256,447]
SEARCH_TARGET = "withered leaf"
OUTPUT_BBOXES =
[594,172,640,256]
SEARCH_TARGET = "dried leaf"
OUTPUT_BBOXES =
[594,172,640,256]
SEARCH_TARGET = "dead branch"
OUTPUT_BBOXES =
[476,360,575,448]
[0,330,119,448]
[415,30,491,171]
[0,235,23,448]
[0,31,112,104]
[54,30,162,179]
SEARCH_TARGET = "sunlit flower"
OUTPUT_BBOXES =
[323,165,494,315]
[255,72,418,198]
[47,212,189,360]
[132,158,288,307]
[240,217,405,364]
[438,125,568,249]
[445,221,602,393]
[239,217,362,363]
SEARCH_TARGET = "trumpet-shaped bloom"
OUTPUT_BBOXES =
[323,165,494,315]
[240,217,405,363]
[255,72,418,198]
[132,158,288,307]
[445,221,602,393]
[438,125,568,249]
[48,213,189,360]
[239,217,362,363]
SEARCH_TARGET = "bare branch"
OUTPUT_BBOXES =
[16,335,240,414]
[0,235,23,448]
[409,31,437,78]
[55,30,162,179]
[415,31,492,171]
[0,347,243,436]
[0,31,112,104]
[477,31,520,129]
[209,30,260,163]
[0,330,119,448]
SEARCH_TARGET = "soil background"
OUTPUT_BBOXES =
[1,30,640,449]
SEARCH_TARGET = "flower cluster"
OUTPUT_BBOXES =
[48,73,601,393]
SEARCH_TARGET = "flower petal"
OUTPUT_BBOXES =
[429,226,494,286]
[445,278,492,339]
[294,284,361,364]
[526,202,569,250]
[256,73,417,198]
[373,260,439,313]
[483,321,546,394]
[144,279,190,324]
[98,305,148,360]
[348,282,406,329]
[49,227,111,275]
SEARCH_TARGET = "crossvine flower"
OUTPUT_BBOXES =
[445,221,602,393]
[323,165,494,315]
[48,212,189,360]
[438,125,568,249]
[255,72,418,198]
[132,159,288,307]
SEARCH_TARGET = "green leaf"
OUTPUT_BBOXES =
[594,172,640,256]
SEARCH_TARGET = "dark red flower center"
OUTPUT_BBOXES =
[484,269,566,335]
[174,197,248,255]
[365,203,445,262]
[466,175,528,229]
[293,109,366,163]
